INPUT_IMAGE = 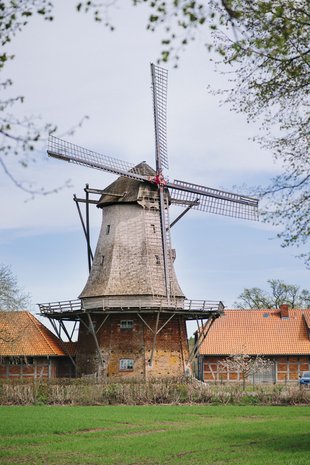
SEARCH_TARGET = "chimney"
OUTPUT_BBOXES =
[280,304,289,319]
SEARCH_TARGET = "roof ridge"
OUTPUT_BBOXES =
[225,308,304,312]
[26,312,64,355]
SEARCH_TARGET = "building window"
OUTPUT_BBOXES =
[155,255,160,265]
[119,359,134,371]
[120,320,133,330]
[106,225,110,235]
[101,255,104,265]
[151,224,156,233]
[6,356,34,365]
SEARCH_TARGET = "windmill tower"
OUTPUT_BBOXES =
[39,64,258,380]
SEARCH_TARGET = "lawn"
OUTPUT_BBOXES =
[0,405,309,464]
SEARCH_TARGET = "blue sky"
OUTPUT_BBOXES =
[0,1,308,335]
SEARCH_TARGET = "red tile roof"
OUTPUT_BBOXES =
[200,309,310,355]
[0,311,74,357]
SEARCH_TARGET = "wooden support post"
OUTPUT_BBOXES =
[48,318,76,369]
[59,319,73,342]
[156,313,175,334]
[170,199,199,229]
[70,321,78,341]
[48,317,60,338]
[85,184,92,273]
[186,317,217,367]
[137,314,155,333]
[73,194,94,264]
[178,316,186,375]
[149,311,160,366]
[95,314,110,334]
[87,313,105,369]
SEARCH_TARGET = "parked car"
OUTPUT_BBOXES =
[299,371,310,386]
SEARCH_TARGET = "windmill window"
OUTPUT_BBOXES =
[151,224,156,233]
[106,225,110,235]
[119,359,134,371]
[120,320,133,330]
[155,255,160,265]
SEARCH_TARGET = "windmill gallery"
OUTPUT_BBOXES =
[38,64,259,380]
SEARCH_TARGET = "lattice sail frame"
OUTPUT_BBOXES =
[169,179,259,221]
[48,136,148,182]
[151,63,169,172]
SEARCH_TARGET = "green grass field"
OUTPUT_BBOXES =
[0,405,309,464]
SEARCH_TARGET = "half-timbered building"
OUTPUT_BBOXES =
[197,305,310,384]
[0,311,75,380]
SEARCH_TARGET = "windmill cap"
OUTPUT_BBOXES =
[97,162,156,207]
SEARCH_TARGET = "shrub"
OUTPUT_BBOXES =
[0,378,309,406]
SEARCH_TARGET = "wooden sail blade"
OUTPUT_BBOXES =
[47,135,149,182]
[168,179,259,221]
[151,63,169,172]
[159,186,171,302]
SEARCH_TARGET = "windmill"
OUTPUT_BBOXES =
[39,64,258,380]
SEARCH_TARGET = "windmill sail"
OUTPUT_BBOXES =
[151,63,171,301]
[168,179,259,221]
[48,135,148,182]
[151,63,169,172]
[158,186,171,302]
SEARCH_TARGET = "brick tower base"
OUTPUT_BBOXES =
[76,313,189,380]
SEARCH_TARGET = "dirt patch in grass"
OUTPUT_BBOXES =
[124,428,167,436]
[55,427,109,435]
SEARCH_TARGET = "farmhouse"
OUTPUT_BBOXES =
[0,311,75,380]
[197,305,310,384]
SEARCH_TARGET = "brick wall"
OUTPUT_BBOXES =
[76,313,189,380]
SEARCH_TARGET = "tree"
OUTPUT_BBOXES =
[219,353,273,389]
[0,264,30,344]
[1,2,53,194]
[235,279,310,309]
[0,1,89,197]
[129,0,310,267]
[0,264,30,311]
